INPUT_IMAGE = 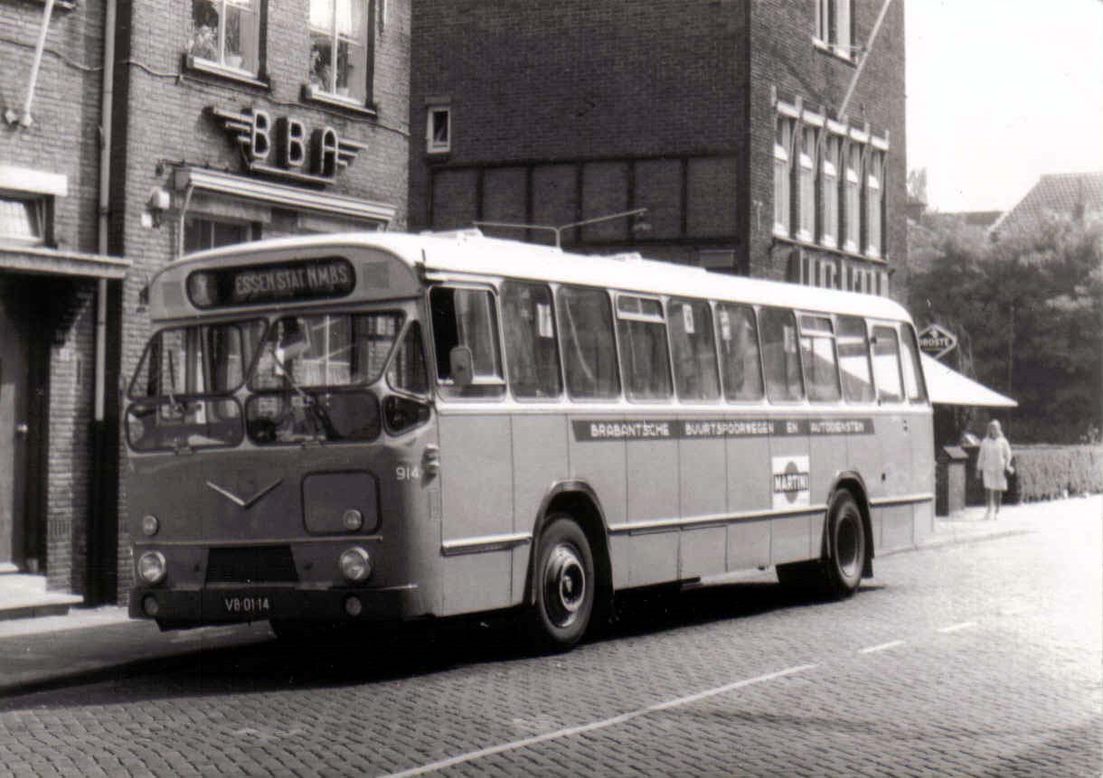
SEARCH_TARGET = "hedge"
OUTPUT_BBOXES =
[1010,445,1103,502]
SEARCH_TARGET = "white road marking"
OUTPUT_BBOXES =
[936,621,978,634]
[384,663,818,777]
[858,640,906,654]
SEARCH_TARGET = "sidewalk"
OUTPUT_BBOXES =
[0,496,1097,699]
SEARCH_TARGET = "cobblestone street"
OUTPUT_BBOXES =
[0,498,1099,776]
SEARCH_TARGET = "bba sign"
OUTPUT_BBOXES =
[917,323,958,360]
[209,106,366,187]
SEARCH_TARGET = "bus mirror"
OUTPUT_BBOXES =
[449,346,474,386]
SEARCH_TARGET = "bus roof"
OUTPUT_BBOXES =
[156,230,913,322]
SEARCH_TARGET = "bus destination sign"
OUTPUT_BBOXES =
[187,257,355,309]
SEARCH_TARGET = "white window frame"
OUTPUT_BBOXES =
[843,143,861,254]
[427,106,451,155]
[306,0,374,107]
[773,114,795,237]
[797,125,816,242]
[188,0,262,76]
[866,151,883,259]
[820,133,839,249]
[813,0,853,61]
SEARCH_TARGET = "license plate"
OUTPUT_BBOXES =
[222,595,271,615]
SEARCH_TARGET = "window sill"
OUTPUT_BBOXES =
[811,37,857,66]
[185,55,269,90]
[772,234,889,265]
[301,86,378,119]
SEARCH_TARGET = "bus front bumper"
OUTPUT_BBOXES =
[129,584,424,626]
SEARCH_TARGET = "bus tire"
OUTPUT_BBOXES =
[778,490,865,599]
[528,516,595,651]
[823,490,865,598]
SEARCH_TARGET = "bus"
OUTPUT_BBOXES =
[125,230,934,649]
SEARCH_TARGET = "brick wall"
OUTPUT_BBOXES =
[111,0,411,600]
[746,0,907,297]
[410,0,748,265]
[0,1,106,593]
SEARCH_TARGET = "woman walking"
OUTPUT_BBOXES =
[977,420,1013,519]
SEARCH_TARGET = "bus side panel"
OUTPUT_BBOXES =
[725,435,772,571]
[877,411,914,555]
[626,429,680,587]
[768,424,812,565]
[848,417,885,548]
[438,413,515,615]
[568,414,628,588]
[808,429,849,556]
[510,412,569,604]
[679,429,728,579]
[911,409,936,546]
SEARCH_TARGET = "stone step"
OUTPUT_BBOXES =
[0,574,83,622]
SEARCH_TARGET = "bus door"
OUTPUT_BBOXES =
[430,285,515,615]
[760,308,811,565]
[870,323,913,552]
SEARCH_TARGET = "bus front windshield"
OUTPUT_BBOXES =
[245,312,401,445]
[126,312,404,451]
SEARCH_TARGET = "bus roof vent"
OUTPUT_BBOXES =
[607,252,644,262]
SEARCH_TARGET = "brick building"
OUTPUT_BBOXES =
[0,0,128,602]
[2,0,410,604]
[409,0,906,298]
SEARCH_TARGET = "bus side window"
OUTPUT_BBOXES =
[429,286,504,398]
[899,324,928,403]
[759,307,804,402]
[556,286,620,399]
[386,322,429,396]
[616,295,673,401]
[668,298,720,401]
[798,314,841,402]
[501,281,562,400]
[871,325,904,403]
[716,303,764,402]
[836,316,875,402]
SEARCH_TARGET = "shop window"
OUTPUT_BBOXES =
[427,106,451,154]
[308,0,373,106]
[184,218,255,253]
[0,195,47,245]
[189,0,262,75]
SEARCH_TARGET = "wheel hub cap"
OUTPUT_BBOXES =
[544,543,586,628]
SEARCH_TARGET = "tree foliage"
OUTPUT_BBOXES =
[908,213,1103,443]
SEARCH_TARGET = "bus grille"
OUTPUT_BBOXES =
[205,546,298,584]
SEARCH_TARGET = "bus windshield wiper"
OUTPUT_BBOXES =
[265,342,339,440]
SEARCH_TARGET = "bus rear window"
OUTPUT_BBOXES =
[871,325,904,403]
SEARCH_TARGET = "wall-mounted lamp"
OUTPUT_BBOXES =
[142,187,171,229]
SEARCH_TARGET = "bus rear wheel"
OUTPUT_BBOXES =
[778,490,866,600]
[528,516,595,651]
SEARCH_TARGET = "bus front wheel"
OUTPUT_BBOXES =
[529,516,595,651]
[778,490,865,599]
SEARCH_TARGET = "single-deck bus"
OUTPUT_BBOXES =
[126,231,934,648]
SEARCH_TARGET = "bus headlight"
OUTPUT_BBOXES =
[137,551,167,584]
[338,547,372,582]
[141,514,160,537]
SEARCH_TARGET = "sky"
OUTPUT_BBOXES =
[906,0,1103,213]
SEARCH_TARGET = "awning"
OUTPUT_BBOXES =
[920,354,1017,408]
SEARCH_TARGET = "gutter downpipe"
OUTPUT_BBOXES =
[92,0,118,604]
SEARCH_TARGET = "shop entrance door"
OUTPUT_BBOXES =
[0,282,29,571]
